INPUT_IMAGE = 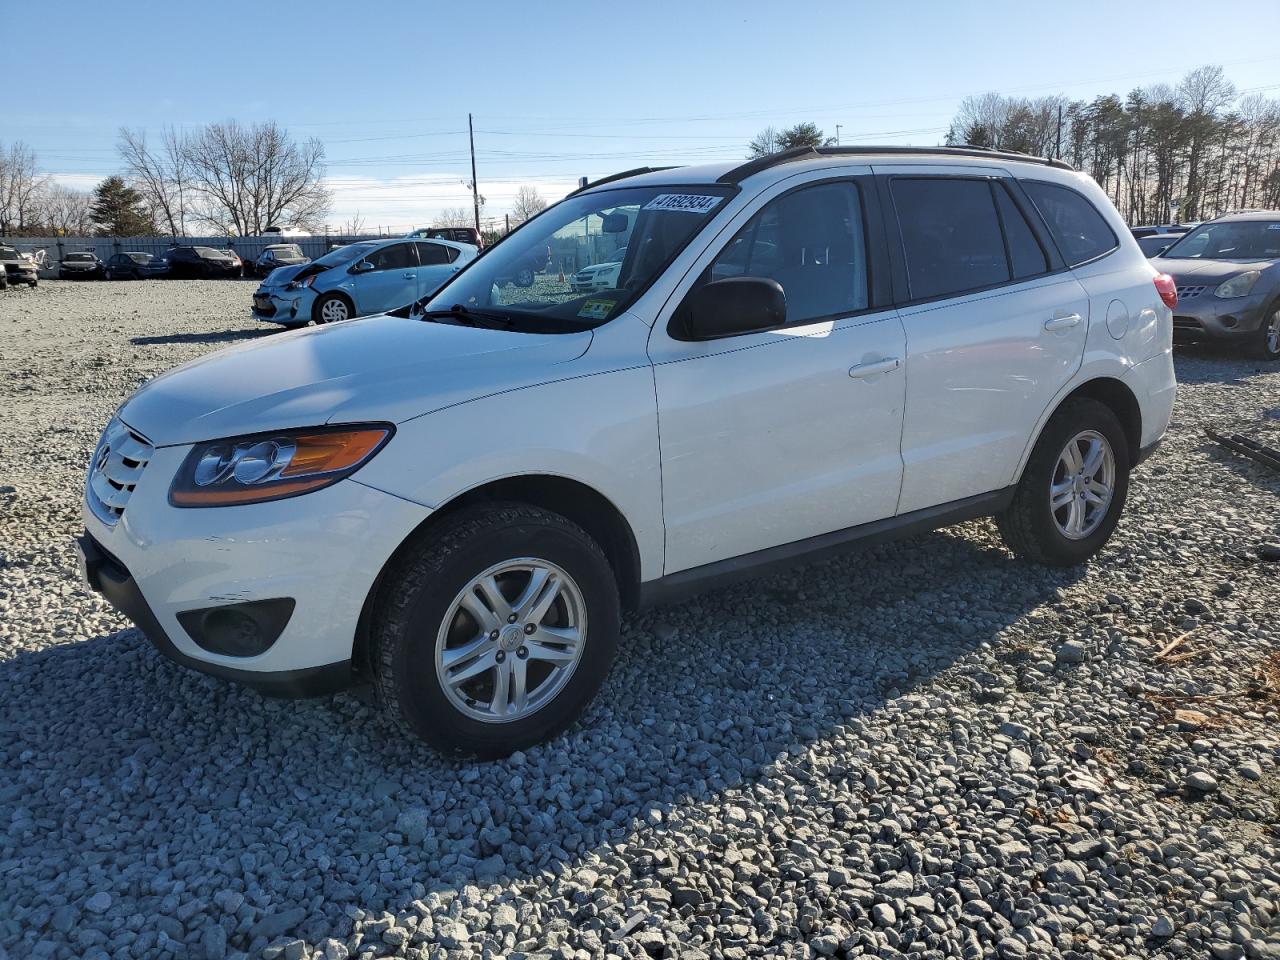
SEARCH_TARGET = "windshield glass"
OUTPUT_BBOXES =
[268,244,303,258]
[423,184,734,329]
[65,253,94,261]
[0,249,18,260]
[128,253,153,263]
[313,242,375,269]
[1162,220,1280,260]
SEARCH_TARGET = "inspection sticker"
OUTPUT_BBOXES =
[643,194,723,214]
[1268,223,1280,230]
[577,299,615,320]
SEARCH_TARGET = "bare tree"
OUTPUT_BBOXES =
[34,184,93,235]
[340,210,367,235]
[0,141,49,236]
[118,126,190,235]
[433,207,475,228]
[511,185,547,224]
[747,126,782,158]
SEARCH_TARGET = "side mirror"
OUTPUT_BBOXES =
[601,212,629,234]
[682,277,786,340]
[1156,243,1172,257]
[350,260,375,274]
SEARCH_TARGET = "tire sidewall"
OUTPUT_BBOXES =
[313,293,350,324]
[385,516,619,758]
[1022,401,1131,565]
[1257,303,1280,360]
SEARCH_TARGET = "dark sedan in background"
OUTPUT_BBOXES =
[252,243,309,278]
[59,251,105,280]
[104,252,169,280]
[164,245,243,279]
[1152,210,1280,359]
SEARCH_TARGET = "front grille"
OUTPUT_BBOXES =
[87,419,154,526]
[1173,316,1203,331]
[1176,285,1206,299]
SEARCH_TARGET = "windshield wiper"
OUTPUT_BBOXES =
[416,303,517,329]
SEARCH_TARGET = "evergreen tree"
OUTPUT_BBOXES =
[89,176,153,236]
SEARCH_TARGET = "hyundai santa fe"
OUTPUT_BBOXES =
[78,146,1177,757]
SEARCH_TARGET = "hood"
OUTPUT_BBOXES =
[118,314,593,446]
[263,261,327,287]
[1150,257,1275,284]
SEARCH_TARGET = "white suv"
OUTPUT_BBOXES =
[79,147,1177,757]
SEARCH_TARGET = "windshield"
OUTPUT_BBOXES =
[65,253,94,261]
[313,241,376,269]
[422,184,734,330]
[128,253,153,263]
[1162,220,1280,260]
[0,248,19,261]
[268,244,303,258]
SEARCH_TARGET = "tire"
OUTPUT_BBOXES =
[996,398,1130,567]
[514,266,535,287]
[312,293,352,324]
[28,278,37,288]
[372,503,620,758]
[1254,305,1280,360]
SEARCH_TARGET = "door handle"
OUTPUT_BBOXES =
[403,272,416,278]
[1044,313,1082,331]
[848,357,901,379]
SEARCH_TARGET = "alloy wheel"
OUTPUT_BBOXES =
[1266,309,1280,356]
[435,558,586,723]
[320,299,349,323]
[1049,429,1116,540]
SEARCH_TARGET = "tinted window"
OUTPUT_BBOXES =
[1021,181,1117,266]
[415,241,451,266]
[367,243,414,271]
[893,178,1008,299]
[995,185,1049,279]
[703,180,868,325]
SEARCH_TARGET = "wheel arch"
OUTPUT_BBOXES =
[1016,376,1142,483]
[312,289,355,323]
[352,473,643,680]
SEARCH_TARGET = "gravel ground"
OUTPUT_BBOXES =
[1,279,1279,960]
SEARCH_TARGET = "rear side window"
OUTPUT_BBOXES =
[892,178,1009,300]
[1021,180,1117,266]
[701,180,869,325]
[994,184,1049,279]
[415,241,451,265]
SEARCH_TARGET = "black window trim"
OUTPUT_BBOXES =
[667,173,890,342]
[1018,177,1120,270]
[991,179,1053,282]
[879,172,1081,309]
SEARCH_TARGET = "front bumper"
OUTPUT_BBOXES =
[1171,289,1270,341]
[252,286,315,323]
[3,264,37,283]
[80,437,433,694]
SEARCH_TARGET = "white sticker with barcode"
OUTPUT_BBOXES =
[643,194,722,214]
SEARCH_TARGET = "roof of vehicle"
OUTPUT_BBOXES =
[1206,209,1280,222]
[577,146,1078,195]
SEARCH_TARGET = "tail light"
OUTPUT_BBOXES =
[1153,273,1177,310]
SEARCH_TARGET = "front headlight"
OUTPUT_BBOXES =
[1214,270,1261,299]
[169,424,393,507]
[286,275,316,291]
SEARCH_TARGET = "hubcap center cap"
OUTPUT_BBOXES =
[498,625,524,651]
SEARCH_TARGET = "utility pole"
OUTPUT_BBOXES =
[1055,103,1063,160]
[835,124,842,147]
[468,113,480,234]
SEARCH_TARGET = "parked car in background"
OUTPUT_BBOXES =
[223,250,245,278]
[409,226,484,249]
[497,241,550,287]
[104,252,170,280]
[165,246,242,279]
[251,236,475,326]
[252,243,309,278]
[58,251,106,280]
[0,245,39,287]
[79,147,1177,757]
[1136,234,1179,258]
[570,246,627,293]
[1151,210,1280,358]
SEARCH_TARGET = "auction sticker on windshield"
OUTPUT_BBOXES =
[642,194,723,214]
[577,299,615,320]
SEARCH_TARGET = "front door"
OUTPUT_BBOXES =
[357,241,419,314]
[649,174,907,575]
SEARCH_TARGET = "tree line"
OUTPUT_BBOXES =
[945,65,1280,224]
[0,121,331,238]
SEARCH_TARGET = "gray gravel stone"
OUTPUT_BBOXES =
[1187,771,1220,793]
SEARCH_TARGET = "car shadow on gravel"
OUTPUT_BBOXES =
[130,328,274,346]
[0,524,1090,948]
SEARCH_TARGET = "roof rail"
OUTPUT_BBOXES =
[570,166,678,195]
[717,145,1075,184]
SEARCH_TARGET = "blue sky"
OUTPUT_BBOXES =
[11,0,1280,230]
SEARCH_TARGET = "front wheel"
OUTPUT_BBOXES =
[514,266,535,287]
[373,503,620,758]
[313,293,352,324]
[996,398,1130,567]
[1255,306,1280,360]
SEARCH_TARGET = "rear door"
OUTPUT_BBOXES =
[881,168,1090,513]
[414,241,461,299]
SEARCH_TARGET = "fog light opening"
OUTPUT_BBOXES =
[177,598,295,657]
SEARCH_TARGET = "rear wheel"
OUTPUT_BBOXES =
[514,266,535,287]
[373,503,619,758]
[997,398,1130,566]
[313,293,352,324]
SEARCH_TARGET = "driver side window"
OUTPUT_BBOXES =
[367,243,415,272]
[701,180,868,326]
